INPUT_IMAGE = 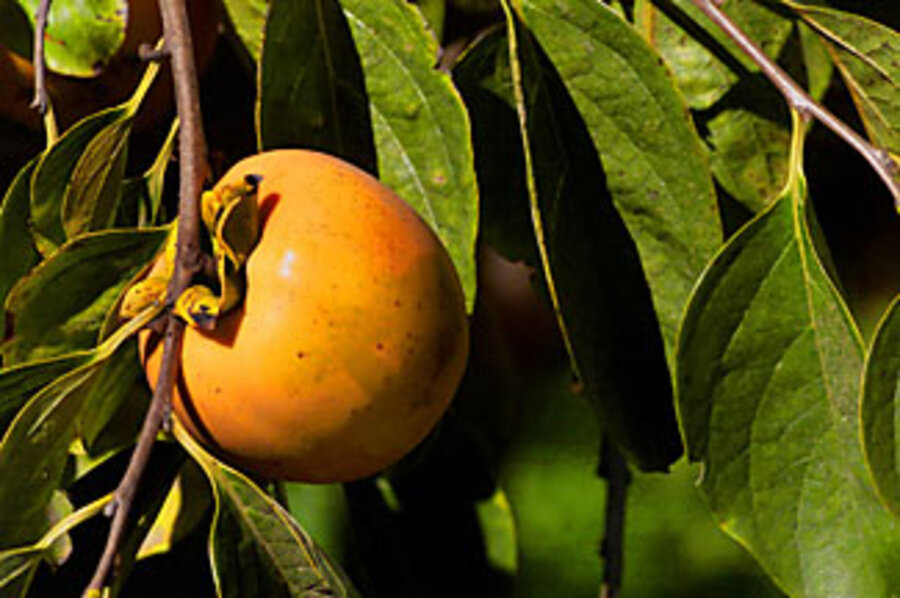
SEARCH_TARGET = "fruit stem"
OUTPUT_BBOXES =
[30,0,51,115]
[84,0,209,593]
[688,0,900,208]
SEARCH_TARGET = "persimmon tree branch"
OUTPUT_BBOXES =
[598,441,630,598]
[30,0,51,114]
[686,0,900,207]
[84,0,208,593]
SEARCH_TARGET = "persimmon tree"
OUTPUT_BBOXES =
[0,0,898,596]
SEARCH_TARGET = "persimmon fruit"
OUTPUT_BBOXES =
[142,150,469,483]
[0,0,219,130]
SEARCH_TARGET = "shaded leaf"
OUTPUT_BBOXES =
[173,422,357,598]
[118,118,178,228]
[341,0,479,309]
[501,5,680,470]
[0,352,91,437]
[0,159,40,342]
[517,0,721,362]
[16,0,126,77]
[676,118,900,596]
[0,0,31,57]
[0,493,112,595]
[256,0,376,173]
[862,296,900,514]
[221,0,267,62]
[30,106,128,252]
[2,226,168,364]
[0,308,154,550]
[790,3,900,154]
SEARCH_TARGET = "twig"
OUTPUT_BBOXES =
[598,440,630,598]
[83,0,208,593]
[30,0,52,114]
[687,0,900,207]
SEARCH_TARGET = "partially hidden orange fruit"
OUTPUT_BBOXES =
[142,150,469,483]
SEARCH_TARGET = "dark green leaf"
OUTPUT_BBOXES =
[411,0,445,41]
[118,119,178,228]
[0,493,111,594]
[0,310,153,550]
[257,0,376,173]
[341,0,479,309]
[0,352,91,436]
[791,3,900,153]
[16,0,126,76]
[862,296,900,514]
[0,0,31,61]
[61,117,132,237]
[517,0,721,364]
[0,159,40,342]
[221,0,267,62]
[676,120,900,596]
[501,5,681,471]
[30,106,128,252]
[174,424,358,598]
[2,227,167,364]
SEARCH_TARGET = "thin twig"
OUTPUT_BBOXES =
[83,0,208,593]
[598,440,630,598]
[30,0,51,114]
[687,0,900,207]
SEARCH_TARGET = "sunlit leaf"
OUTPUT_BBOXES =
[789,2,900,154]
[498,4,681,470]
[2,226,167,364]
[220,0,267,62]
[16,0,126,77]
[256,0,376,173]
[342,0,479,309]
[633,0,794,109]
[174,422,358,597]
[676,116,900,596]
[862,296,900,514]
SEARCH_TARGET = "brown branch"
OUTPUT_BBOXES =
[30,0,51,114]
[687,0,900,208]
[83,0,208,593]
[598,440,630,598]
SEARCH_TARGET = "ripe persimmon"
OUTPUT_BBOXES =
[142,150,469,483]
[0,0,219,130]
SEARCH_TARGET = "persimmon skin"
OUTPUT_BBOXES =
[0,0,219,130]
[143,150,469,483]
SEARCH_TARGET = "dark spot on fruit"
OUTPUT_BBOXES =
[296,351,305,359]
[375,342,384,351]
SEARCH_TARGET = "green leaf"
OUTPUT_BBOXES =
[862,296,900,514]
[173,423,358,598]
[0,159,40,343]
[2,226,168,364]
[15,0,126,77]
[633,0,795,109]
[789,3,900,154]
[500,5,681,471]
[118,119,178,228]
[0,0,31,62]
[30,106,128,252]
[676,117,900,596]
[0,492,112,594]
[0,352,91,436]
[517,0,721,363]
[341,0,479,310]
[706,79,792,213]
[29,53,162,252]
[0,307,153,550]
[221,0,267,62]
[256,0,376,173]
